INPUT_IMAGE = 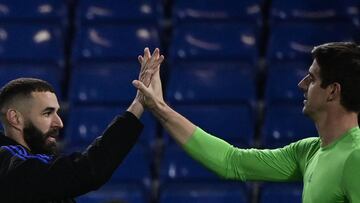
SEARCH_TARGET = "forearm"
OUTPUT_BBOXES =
[150,101,196,145]
[183,127,236,179]
[183,128,304,181]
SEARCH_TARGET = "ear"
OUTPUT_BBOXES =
[6,109,24,130]
[327,82,341,102]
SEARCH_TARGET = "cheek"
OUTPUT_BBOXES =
[32,118,52,133]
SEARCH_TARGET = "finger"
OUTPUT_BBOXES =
[138,55,143,64]
[149,48,159,64]
[152,48,160,59]
[132,80,150,96]
[144,47,151,61]
[152,56,164,70]
[157,55,165,65]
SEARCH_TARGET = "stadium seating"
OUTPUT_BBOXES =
[73,24,159,63]
[160,145,219,182]
[0,66,62,98]
[0,0,67,24]
[265,67,307,105]
[0,24,64,66]
[260,183,303,203]
[163,105,254,146]
[270,0,359,24]
[170,23,258,63]
[173,0,262,25]
[76,0,159,25]
[65,106,156,149]
[160,182,248,203]
[110,144,152,186]
[76,184,147,203]
[166,62,256,105]
[2,1,359,202]
[69,63,139,104]
[262,104,317,148]
[267,22,355,62]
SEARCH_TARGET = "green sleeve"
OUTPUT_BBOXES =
[342,149,360,201]
[183,127,318,181]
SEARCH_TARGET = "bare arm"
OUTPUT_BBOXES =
[132,50,194,145]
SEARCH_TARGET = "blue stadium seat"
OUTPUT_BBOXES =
[0,24,64,67]
[76,184,147,203]
[0,66,62,98]
[166,62,256,105]
[73,25,159,63]
[170,23,258,63]
[173,0,262,25]
[164,105,254,146]
[267,23,355,62]
[160,145,219,182]
[270,0,359,24]
[65,106,156,149]
[260,183,303,203]
[0,0,67,24]
[69,63,139,104]
[265,67,307,105]
[262,104,317,148]
[110,144,151,187]
[65,106,124,149]
[160,182,247,203]
[77,0,159,25]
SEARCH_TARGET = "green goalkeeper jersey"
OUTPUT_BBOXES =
[183,126,360,203]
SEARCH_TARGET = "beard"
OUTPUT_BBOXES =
[23,121,59,156]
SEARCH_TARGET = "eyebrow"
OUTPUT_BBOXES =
[42,107,59,113]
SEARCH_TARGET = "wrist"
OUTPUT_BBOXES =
[127,99,144,119]
[149,100,170,123]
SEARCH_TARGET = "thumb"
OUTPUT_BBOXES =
[132,80,149,96]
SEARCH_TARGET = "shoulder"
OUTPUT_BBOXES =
[0,145,54,164]
[284,137,320,163]
[345,149,360,167]
[289,137,320,151]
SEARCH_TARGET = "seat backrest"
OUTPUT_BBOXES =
[0,0,67,24]
[73,24,159,63]
[0,24,64,66]
[76,0,159,25]
[265,67,307,105]
[262,104,317,147]
[69,63,139,104]
[266,22,355,63]
[166,62,256,105]
[160,182,247,203]
[173,0,262,24]
[170,23,258,63]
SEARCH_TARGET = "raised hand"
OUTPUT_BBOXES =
[133,48,165,110]
[138,47,164,87]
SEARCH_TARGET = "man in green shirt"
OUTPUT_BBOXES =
[134,42,360,202]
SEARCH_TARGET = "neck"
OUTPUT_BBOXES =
[313,109,358,147]
[5,128,31,151]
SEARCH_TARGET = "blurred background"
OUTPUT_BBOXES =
[0,0,359,202]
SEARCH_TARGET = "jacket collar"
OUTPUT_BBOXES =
[0,131,22,147]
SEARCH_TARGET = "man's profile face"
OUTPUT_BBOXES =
[298,59,328,119]
[22,92,63,155]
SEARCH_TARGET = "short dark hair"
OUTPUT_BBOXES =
[0,78,55,112]
[312,42,360,113]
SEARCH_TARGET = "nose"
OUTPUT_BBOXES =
[298,77,307,92]
[53,113,64,129]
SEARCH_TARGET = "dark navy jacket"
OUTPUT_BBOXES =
[0,112,143,203]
